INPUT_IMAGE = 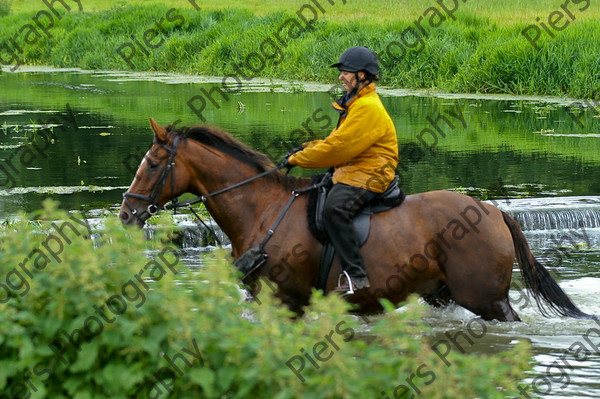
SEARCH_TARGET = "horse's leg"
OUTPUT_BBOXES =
[419,274,520,320]
[446,283,520,322]
[489,298,521,321]
[442,250,521,321]
[422,280,452,308]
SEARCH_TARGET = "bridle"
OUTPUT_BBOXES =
[122,135,284,225]
[122,136,181,223]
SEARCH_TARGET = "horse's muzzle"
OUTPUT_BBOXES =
[119,205,146,228]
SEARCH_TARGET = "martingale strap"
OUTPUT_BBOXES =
[235,191,300,280]
[234,180,330,280]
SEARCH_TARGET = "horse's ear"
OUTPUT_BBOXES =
[149,118,168,142]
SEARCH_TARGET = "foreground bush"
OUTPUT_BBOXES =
[0,201,531,398]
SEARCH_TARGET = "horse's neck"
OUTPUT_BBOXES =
[183,149,291,256]
[207,184,289,255]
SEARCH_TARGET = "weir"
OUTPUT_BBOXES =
[492,196,600,231]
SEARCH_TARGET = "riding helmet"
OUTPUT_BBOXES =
[330,46,379,75]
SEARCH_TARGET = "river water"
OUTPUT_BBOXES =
[1,67,599,397]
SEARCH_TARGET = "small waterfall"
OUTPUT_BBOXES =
[172,223,229,248]
[144,219,229,248]
[512,209,600,231]
[491,196,600,231]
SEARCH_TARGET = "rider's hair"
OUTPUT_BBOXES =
[365,72,379,82]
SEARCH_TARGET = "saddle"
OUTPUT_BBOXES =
[306,172,405,290]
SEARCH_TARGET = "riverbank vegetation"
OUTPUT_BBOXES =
[0,1,599,98]
[0,201,532,398]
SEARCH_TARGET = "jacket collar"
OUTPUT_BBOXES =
[332,83,375,117]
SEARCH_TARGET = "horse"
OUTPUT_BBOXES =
[119,118,592,321]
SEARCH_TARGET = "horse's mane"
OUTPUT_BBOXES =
[166,124,307,190]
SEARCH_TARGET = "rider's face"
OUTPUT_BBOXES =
[339,71,356,91]
[338,70,365,91]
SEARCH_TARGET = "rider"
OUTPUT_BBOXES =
[287,46,399,294]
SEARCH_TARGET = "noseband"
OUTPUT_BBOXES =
[122,136,180,223]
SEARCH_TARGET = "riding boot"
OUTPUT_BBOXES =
[323,183,377,292]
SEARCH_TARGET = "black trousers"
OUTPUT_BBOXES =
[323,183,377,280]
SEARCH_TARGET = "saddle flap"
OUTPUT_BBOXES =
[309,176,405,291]
[307,174,405,245]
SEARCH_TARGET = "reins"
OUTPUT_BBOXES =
[165,165,285,247]
[164,165,285,210]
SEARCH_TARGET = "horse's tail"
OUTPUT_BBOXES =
[502,211,592,319]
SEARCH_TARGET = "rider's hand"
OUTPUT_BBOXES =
[278,146,303,173]
[279,158,295,173]
[288,146,304,156]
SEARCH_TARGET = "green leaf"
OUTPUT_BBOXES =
[101,330,122,347]
[73,392,93,399]
[70,341,99,372]
[97,363,143,392]
[216,365,237,392]
[139,325,168,356]
[189,368,216,397]
[64,377,85,395]
[39,316,64,339]
[0,361,18,388]
[18,338,35,360]
[29,382,48,399]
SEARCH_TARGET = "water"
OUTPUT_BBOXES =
[1,67,600,397]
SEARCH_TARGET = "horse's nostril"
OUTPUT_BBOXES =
[121,212,128,220]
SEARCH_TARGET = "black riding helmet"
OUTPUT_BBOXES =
[330,46,379,76]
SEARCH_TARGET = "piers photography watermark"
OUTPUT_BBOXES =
[521,0,591,51]
[186,0,348,122]
[0,210,92,304]
[0,0,84,72]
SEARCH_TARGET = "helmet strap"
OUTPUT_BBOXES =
[355,72,372,90]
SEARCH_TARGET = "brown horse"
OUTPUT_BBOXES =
[119,119,592,321]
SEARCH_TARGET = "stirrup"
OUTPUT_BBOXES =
[337,271,355,295]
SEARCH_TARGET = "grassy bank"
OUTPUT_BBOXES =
[0,1,599,98]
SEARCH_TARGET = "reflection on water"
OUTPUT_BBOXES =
[1,68,600,397]
[0,69,599,216]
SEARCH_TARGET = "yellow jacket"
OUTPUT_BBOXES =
[289,83,398,193]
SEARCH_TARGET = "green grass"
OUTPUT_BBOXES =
[8,0,600,24]
[1,1,599,98]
